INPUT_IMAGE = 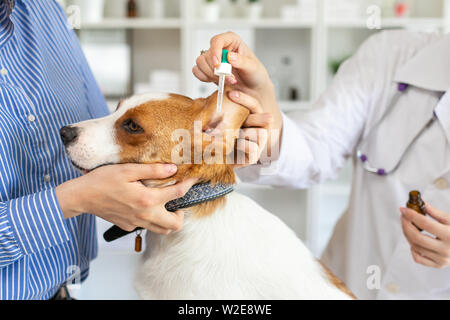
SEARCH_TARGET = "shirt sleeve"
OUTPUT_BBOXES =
[0,188,71,267]
[237,31,386,188]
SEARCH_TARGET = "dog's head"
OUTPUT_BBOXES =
[61,87,249,186]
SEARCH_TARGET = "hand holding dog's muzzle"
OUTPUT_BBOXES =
[55,163,196,235]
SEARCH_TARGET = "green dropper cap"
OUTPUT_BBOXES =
[221,49,229,63]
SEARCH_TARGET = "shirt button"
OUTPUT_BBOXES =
[434,178,449,190]
[27,114,36,122]
[43,174,51,182]
[0,68,7,76]
[386,283,399,294]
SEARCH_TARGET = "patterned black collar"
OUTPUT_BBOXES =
[103,183,234,242]
[165,183,234,212]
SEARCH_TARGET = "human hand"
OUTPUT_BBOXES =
[193,32,271,93]
[400,203,450,269]
[228,90,272,168]
[193,32,283,155]
[56,164,197,235]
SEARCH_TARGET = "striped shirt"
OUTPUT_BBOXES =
[0,0,108,299]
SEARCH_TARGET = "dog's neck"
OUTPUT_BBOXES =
[183,164,236,218]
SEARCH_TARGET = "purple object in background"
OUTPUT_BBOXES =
[377,169,386,176]
[398,83,408,92]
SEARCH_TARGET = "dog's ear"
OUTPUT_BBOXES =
[193,86,249,162]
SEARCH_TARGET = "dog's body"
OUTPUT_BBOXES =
[61,88,355,300]
[137,192,352,299]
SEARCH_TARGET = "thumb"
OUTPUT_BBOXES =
[425,203,450,225]
[156,178,199,203]
[119,163,178,182]
[227,51,260,74]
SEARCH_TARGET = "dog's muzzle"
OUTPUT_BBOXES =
[60,126,79,146]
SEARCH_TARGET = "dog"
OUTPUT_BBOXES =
[60,87,356,300]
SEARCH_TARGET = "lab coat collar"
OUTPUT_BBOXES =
[394,33,450,92]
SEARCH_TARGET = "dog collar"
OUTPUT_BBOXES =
[103,183,234,242]
[165,183,234,211]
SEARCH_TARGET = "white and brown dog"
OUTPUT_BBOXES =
[61,88,356,300]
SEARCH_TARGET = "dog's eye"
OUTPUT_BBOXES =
[123,119,144,134]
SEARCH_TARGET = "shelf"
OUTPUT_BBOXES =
[79,17,444,30]
[79,18,183,30]
[80,18,314,30]
[326,17,444,29]
[193,18,316,29]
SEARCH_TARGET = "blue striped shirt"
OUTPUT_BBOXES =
[0,0,108,299]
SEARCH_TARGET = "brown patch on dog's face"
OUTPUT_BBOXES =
[113,88,249,186]
[114,95,195,165]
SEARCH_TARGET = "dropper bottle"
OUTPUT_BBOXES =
[214,49,232,114]
[406,190,427,231]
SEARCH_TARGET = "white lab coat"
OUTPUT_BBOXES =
[237,30,450,300]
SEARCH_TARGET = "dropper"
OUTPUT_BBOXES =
[214,49,232,114]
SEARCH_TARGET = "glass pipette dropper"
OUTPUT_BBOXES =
[214,49,232,114]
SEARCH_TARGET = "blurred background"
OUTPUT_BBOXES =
[57,0,449,298]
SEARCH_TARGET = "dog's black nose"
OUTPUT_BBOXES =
[60,126,78,146]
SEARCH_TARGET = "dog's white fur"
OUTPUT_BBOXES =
[65,94,352,300]
[66,93,169,170]
[136,192,351,299]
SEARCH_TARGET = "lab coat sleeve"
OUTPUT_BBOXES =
[236,32,384,188]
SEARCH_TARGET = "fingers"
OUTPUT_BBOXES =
[128,177,197,234]
[194,62,236,85]
[114,220,137,233]
[401,206,450,269]
[228,91,274,129]
[240,128,268,144]
[411,244,450,268]
[193,32,246,83]
[425,203,450,225]
[225,73,238,85]
[236,139,260,165]
[154,177,199,203]
[411,247,441,268]
[138,209,185,234]
[401,213,446,252]
[117,163,178,182]
[209,32,243,68]
[401,207,449,241]
[228,90,263,114]
[194,51,237,85]
[244,114,273,129]
[195,53,216,81]
[145,223,173,235]
[227,51,260,74]
[192,65,211,83]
